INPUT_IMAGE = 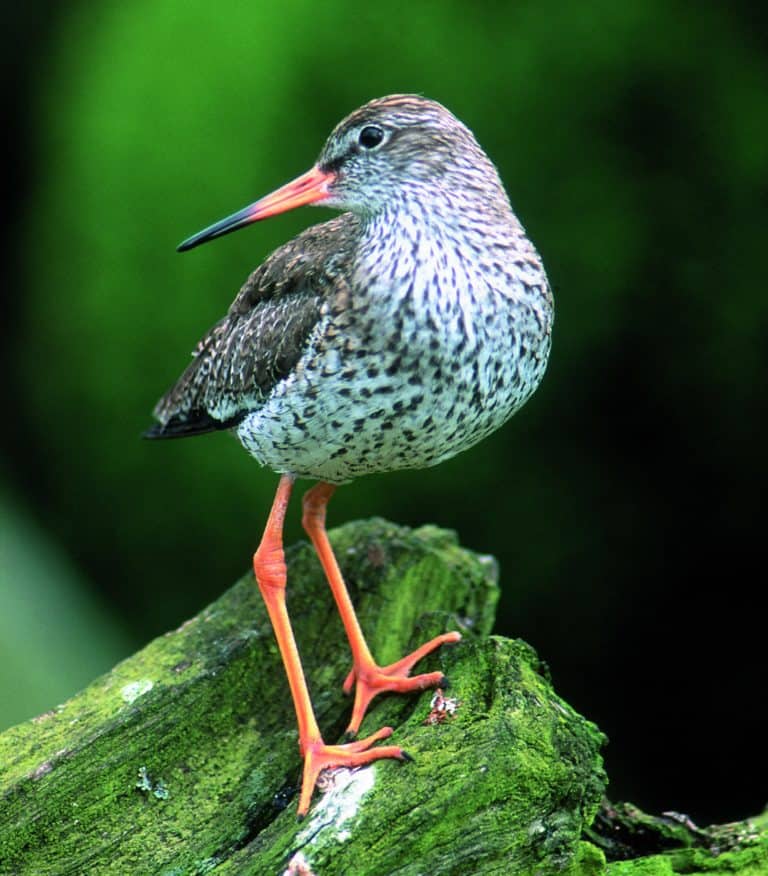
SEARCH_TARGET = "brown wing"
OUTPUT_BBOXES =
[145,213,360,439]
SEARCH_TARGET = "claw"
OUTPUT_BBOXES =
[297,727,401,816]
[345,631,462,735]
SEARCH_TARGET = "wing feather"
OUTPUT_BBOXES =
[146,214,359,439]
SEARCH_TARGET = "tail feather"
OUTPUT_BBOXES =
[143,410,245,440]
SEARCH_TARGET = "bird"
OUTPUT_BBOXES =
[146,94,554,817]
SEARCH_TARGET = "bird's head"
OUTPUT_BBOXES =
[315,94,496,214]
[177,95,498,252]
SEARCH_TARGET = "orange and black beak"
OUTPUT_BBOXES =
[177,165,335,252]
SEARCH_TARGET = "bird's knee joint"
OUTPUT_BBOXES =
[253,549,287,590]
[301,498,327,533]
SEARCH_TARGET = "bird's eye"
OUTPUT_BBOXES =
[358,125,385,149]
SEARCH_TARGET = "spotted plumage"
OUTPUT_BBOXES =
[146,96,555,817]
[147,95,553,484]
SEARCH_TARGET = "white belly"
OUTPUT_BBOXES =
[237,271,552,483]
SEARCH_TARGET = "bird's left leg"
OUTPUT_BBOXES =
[301,482,461,737]
[254,474,407,817]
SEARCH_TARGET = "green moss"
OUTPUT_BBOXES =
[605,825,768,876]
[215,632,605,875]
[6,518,764,873]
[567,842,608,876]
[0,520,605,874]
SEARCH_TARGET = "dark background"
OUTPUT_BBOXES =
[2,1,766,827]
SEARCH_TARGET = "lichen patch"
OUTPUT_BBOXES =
[120,679,154,703]
[297,766,376,847]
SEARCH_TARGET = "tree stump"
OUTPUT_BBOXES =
[1,520,763,874]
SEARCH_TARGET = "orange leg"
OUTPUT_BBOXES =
[301,482,462,737]
[254,474,407,817]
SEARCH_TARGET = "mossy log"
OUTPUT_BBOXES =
[0,520,764,875]
[590,801,768,876]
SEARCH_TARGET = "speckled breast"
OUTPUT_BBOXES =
[237,258,553,483]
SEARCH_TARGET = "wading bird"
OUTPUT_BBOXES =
[146,95,553,816]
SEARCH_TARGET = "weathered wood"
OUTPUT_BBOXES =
[0,520,609,874]
[593,801,768,875]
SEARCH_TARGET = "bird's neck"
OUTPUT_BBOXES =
[354,186,527,298]
[361,181,514,239]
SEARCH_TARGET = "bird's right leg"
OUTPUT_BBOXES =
[301,482,461,738]
[253,473,407,817]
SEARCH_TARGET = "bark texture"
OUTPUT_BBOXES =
[1,520,760,874]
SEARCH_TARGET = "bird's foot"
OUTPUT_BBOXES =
[297,726,407,817]
[343,631,462,736]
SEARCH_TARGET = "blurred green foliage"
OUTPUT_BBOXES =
[0,491,131,728]
[3,0,767,823]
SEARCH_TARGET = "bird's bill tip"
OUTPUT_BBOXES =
[177,165,335,252]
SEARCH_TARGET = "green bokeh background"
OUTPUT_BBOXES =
[2,1,766,824]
